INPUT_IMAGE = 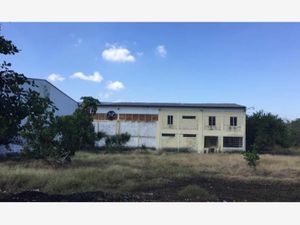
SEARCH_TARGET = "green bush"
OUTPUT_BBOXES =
[105,133,131,152]
[243,150,260,168]
[246,111,291,153]
[178,185,216,201]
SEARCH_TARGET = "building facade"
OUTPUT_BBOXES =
[27,78,78,116]
[93,102,246,153]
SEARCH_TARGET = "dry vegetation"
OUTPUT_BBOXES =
[1,151,300,198]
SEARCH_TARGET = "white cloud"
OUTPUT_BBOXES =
[102,45,135,62]
[47,73,65,82]
[106,81,124,91]
[70,71,103,83]
[156,45,167,58]
[99,92,112,100]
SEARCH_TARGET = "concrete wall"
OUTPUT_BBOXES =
[94,106,159,148]
[94,105,246,153]
[158,108,246,152]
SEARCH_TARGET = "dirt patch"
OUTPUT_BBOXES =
[2,176,300,202]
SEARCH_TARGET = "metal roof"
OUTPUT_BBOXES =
[99,102,246,109]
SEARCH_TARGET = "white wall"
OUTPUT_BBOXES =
[29,79,78,116]
[94,120,157,148]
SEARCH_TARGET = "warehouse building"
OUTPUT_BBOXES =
[93,102,246,153]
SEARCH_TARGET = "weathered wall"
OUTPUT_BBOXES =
[94,105,246,152]
[94,106,159,148]
[158,108,246,152]
[94,120,157,148]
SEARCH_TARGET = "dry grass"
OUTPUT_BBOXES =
[1,151,300,195]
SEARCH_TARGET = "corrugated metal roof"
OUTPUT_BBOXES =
[99,102,246,109]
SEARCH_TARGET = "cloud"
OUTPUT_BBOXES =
[47,73,65,82]
[106,81,124,91]
[70,71,103,83]
[102,45,135,62]
[74,38,83,47]
[99,92,112,100]
[156,45,167,58]
[137,52,144,57]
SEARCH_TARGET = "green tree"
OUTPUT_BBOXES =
[0,29,52,147]
[21,94,58,160]
[246,111,291,152]
[21,96,103,164]
[288,118,300,147]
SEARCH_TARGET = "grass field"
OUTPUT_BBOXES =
[1,151,300,201]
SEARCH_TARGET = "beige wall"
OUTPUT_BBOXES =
[157,108,246,152]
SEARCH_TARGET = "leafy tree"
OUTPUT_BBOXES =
[246,111,291,152]
[21,94,58,160]
[288,118,300,146]
[21,96,103,164]
[0,29,51,147]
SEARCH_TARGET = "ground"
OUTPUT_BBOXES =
[1,150,300,201]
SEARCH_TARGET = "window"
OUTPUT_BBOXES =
[162,133,175,137]
[204,136,218,148]
[230,116,237,126]
[183,134,196,137]
[209,116,216,126]
[167,115,173,125]
[182,116,196,119]
[223,137,243,148]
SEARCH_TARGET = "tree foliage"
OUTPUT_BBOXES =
[246,111,291,152]
[21,96,104,164]
[288,119,300,147]
[0,29,55,147]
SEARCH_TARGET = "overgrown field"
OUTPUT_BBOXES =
[1,151,300,201]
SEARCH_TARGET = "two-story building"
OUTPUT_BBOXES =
[94,102,246,153]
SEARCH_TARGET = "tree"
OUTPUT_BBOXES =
[21,96,104,164]
[0,29,51,147]
[288,118,300,147]
[246,111,291,152]
[21,94,58,160]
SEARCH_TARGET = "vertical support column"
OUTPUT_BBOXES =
[116,113,120,135]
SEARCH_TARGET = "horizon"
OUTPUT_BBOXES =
[1,22,300,120]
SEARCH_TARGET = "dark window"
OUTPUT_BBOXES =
[162,133,175,137]
[183,134,196,137]
[223,137,243,148]
[230,116,237,126]
[167,115,173,125]
[182,116,196,119]
[204,136,218,148]
[209,116,216,126]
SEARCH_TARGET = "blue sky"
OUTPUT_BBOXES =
[1,22,300,119]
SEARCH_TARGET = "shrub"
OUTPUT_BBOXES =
[105,133,131,152]
[178,185,216,201]
[243,150,260,168]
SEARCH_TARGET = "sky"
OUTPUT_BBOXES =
[1,22,300,120]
